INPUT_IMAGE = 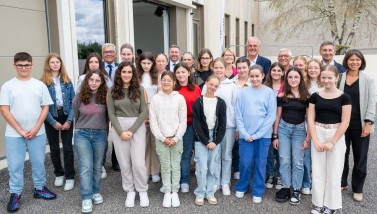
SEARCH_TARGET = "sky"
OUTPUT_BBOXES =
[75,0,105,44]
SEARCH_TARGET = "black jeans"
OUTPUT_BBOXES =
[341,123,370,193]
[45,110,75,179]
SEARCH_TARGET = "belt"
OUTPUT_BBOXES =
[315,122,339,129]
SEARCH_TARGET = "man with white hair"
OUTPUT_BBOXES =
[245,37,271,76]
[277,48,293,73]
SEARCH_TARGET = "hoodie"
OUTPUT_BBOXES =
[149,90,187,143]
[202,78,238,128]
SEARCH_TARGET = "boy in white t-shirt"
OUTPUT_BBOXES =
[0,52,57,213]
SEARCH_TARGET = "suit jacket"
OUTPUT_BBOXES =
[338,71,376,131]
[165,60,179,72]
[334,60,346,73]
[243,55,271,76]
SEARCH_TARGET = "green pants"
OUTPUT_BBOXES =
[155,139,183,193]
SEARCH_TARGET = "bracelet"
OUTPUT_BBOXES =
[304,139,310,143]
[330,140,335,145]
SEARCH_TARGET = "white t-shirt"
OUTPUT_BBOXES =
[141,73,158,104]
[0,77,53,137]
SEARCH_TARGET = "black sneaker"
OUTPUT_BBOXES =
[33,186,57,200]
[290,189,301,205]
[7,193,21,212]
[311,205,323,214]
[323,206,342,214]
[275,187,290,202]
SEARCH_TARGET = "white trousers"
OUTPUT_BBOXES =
[311,125,346,210]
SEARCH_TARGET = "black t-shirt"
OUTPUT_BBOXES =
[309,92,352,124]
[277,97,308,124]
[344,79,361,126]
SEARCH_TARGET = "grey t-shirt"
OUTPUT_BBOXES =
[73,94,108,130]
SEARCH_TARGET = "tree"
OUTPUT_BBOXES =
[77,41,102,59]
[266,0,377,54]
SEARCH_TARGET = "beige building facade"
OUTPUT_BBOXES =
[0,0,258,158]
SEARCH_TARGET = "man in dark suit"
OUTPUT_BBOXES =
[320,41,346,73]
[245,37,271,76]
[165,45,181,71]
[101,43,120,173]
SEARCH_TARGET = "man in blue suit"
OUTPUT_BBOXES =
[245,37,271,76]
[101,43,120,174]
[319,41,346,73]
[165,45,181,71]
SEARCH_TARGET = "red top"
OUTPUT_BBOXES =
[178,85,201,126]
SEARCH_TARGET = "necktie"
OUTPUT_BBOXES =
[107,64,113,78]
[172,63,176,70]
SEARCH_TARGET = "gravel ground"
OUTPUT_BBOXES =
[1,127,376,214]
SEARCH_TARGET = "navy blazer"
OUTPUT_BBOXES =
[242,55,271,76]
[165,60,178,72]
[334,60,346,73]
[256,55,272,76]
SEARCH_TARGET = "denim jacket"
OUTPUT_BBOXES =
[45,80,75,126]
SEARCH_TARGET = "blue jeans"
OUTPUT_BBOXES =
[302,145,311,188]
[194,129,220,199]
[6,134,47,195]
[180,125,195,184]
[278,119,306,190]
[235,138,270,197]
[74,129,108,200]
[266,142,280,177]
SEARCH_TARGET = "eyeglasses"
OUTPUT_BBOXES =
[103,51,115,55]
[278,55,291,59]
[200,57,211,61]
[88,78,102,84]
[161,78,173,83]
[15,64,32,69]
[223,54,234,57]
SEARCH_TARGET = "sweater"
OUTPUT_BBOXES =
[107,86,148,135]
[177,85,201,126]
[192,96,227,145]
[73,94,108,130]
[149,91,187,143]
[236,86,277,140]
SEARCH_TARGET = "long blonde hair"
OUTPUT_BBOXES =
[41,53,70,86]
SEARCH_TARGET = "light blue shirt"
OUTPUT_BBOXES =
[236,85,277,140]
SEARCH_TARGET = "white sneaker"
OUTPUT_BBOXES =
[252,196,262,204]
[82,199,93,213]
[302,188,311,195]
[64,179,75,191]
[162,192,171,207]
[275,177,283,190]
[213,184,220,192]
[92,193,103,204]
[222,184,231,196]
[139,192,149,207]
[54,176,64,187]
[152,175,161,183]
[235,191,244,198]
[160,186,166,193]
[125,191,136,207]
[180,183,189,193]
[265,176,274,189]
[171,192,180,207]
[101,166,107,179]
[234,172,240,180]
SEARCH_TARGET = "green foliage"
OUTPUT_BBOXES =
[77,42,102,59]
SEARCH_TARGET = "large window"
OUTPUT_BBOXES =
[75,0,106,59]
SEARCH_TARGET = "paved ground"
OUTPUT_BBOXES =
[1,128,377,214]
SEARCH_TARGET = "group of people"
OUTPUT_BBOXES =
[0,37,375,214]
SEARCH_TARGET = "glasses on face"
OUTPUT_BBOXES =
[88,78,101,84]
[223,54,234,57]
[15,64,32,69]
[161,78,173,83]
[200,57,211,61]
[278,55,290,59]
[103,51,115,55]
